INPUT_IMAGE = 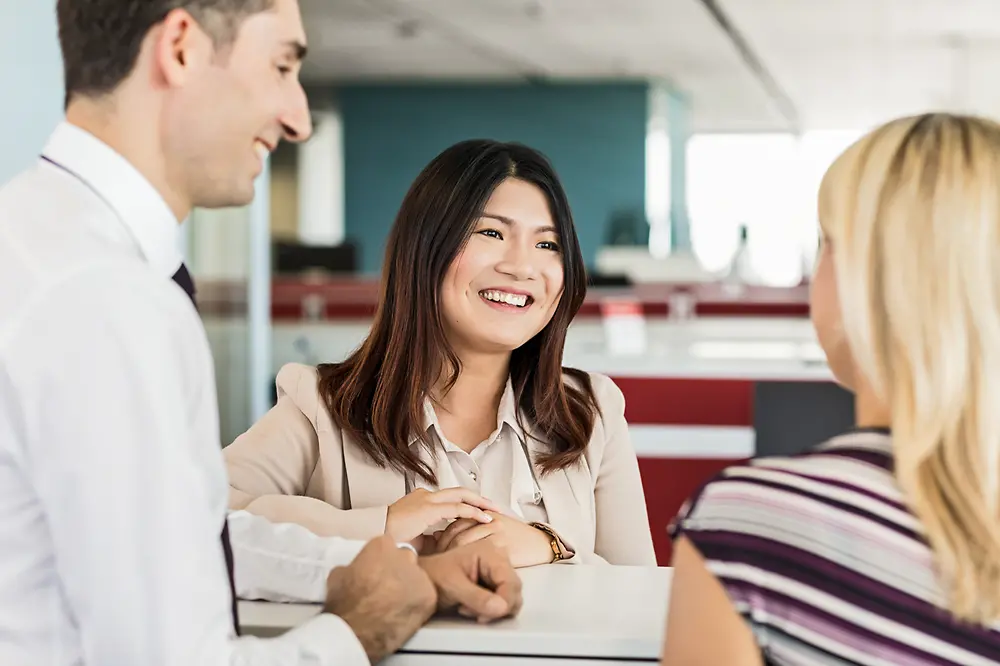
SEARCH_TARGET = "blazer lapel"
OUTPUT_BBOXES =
[341,433,407,509]
[523,424,595,554]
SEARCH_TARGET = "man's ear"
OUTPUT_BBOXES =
[151,8,213,88]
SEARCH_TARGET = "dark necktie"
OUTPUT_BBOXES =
[171,263,241,636]
[172,263,197,304]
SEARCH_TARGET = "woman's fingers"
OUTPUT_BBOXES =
[431,502,494,528]
[428,488,503,513]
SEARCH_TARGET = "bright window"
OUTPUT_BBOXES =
[645,127,671,258]
[686,130,862,286]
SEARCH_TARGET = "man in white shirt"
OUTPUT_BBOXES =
[0,1,521,665]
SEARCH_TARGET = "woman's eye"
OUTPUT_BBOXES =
[478,229,503,240]
[537,241,560,252]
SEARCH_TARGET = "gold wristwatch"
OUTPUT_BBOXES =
[529,522,568,562]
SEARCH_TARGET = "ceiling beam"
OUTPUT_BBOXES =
[698,0,802,134]
[364,0,550,79]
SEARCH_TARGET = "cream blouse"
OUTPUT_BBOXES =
[408,379,546,533]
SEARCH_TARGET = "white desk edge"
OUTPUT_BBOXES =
[240,566,671,661]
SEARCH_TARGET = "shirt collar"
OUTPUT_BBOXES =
[413,378,524,446]
[496,379,524,440]
[41,121,183,277]
[814,428,894,470]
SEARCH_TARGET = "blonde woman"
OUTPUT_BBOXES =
[662,113,1000,665]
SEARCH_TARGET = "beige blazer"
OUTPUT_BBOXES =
[224,363,656,565]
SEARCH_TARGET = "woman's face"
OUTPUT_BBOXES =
[439,177,566,356]
[810,236,857,389]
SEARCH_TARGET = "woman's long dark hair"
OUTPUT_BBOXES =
[318,139,598,484]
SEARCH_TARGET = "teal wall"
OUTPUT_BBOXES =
[336,82,649,273]
[0,1,63,185]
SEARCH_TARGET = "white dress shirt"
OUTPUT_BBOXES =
[0,122,368,666]
[228,510,364,604]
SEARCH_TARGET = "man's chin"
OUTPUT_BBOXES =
[194,186,256,211]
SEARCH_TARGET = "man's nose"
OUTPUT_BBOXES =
[279,84,313,143]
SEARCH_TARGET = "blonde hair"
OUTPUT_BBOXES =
[819,113,1000,623]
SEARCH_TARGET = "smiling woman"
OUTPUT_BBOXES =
[224,139,656,568]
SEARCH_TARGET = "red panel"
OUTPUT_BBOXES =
[577,302,669,317]
[697,302,809,317]
[197,278,813,320]
[610,376,755,426]
[576,302,809,318]
[303,300,809,319]
[639,457,744,565]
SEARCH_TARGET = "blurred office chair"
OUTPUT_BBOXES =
[273,241,357,275]
[587,272,632,287]
[605,209,649,246]
[754,381,855,456]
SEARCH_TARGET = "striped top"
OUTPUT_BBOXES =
[669,429,1000,665]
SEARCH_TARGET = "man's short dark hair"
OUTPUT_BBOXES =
[57,0,274,107]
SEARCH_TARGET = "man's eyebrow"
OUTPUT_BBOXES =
[283,40,307,60]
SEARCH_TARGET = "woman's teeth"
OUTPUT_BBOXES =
[480,290,529,307]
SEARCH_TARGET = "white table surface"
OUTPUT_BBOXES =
[240,565,671,661]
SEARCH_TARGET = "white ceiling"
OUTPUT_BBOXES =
[298,0,1000,132]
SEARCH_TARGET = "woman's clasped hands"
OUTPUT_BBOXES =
[385,487,500,543]
[433,511,558,568]
[384,487,560,567]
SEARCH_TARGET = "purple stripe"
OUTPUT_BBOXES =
[761,466,911,514]
[723,577,1000,663]
[744,454,911,513]
[667,467,722,540]
[711,473,922,541]
[694,531,937,629]
[739,589,943,666]
[686,530,1000,658]
[803,446,895,472]
[701,484,918,557]
[766,631,944,666]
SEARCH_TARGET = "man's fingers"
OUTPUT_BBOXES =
[440,574,511,621]
[458,604,511,624]
[434,518,477,553]
[429,488,503,513]
[478,549,524,617]
[450,523,496,549]
[490,577,523,617]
